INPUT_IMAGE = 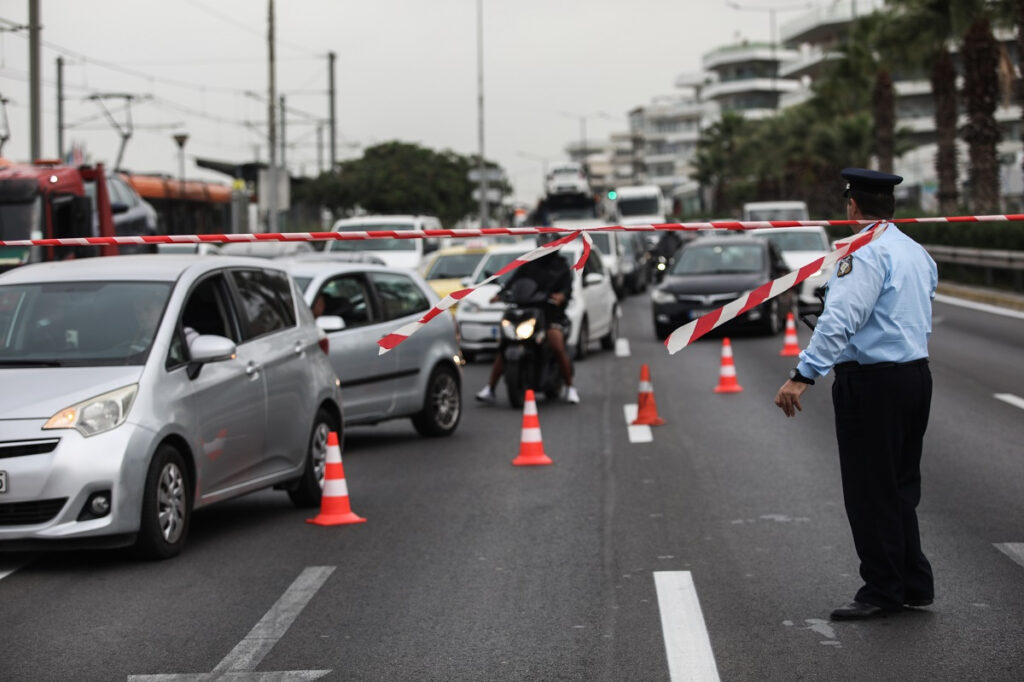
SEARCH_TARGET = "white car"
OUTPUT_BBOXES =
[552,219,626,297]
[455,241,618,361]
[748,226,833,313]
[325,215,443,271]
[545,162,590,197]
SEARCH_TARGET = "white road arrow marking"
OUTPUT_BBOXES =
[128,566,336,681]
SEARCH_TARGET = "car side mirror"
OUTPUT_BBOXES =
[584,272,605,287]
[187,334,237,380]
[316,315,346,333]
[110,201,130,215]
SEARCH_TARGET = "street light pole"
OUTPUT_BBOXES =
[476,0,488,228]
[173,133,188,188]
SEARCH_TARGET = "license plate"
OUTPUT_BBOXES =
[0,471,6,494]
[489,325,499,339]
[689,308,712,320]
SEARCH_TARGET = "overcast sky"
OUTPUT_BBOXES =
[0,0,868,205]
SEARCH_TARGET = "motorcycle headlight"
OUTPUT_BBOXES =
[656,262,667,271]
[651,288,676,304]
[515,318,537,340]
[44,384,138,437]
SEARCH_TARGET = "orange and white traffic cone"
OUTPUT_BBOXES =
[306,431,366,526]
[631,364,666,426]
[713,337,744,394]
[779,312,801,357]
[512,390,553,466]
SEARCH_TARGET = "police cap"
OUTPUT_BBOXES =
[841,168,903,197]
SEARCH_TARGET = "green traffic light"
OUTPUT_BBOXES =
[607,190,618,200]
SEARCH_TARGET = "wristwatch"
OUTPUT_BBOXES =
[788,368,815,385]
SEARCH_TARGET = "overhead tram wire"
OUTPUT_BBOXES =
[180,0,324,59]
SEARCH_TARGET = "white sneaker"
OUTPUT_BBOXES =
[565,386,580,404]
[475,385,496,404]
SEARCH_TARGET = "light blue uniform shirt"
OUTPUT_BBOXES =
[796,223,938,379]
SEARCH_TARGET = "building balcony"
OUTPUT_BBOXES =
[701,77,801,101]
[779,47,842,79]
[779,87,813,109]
[780,0,862,47]
[702,43,799,71]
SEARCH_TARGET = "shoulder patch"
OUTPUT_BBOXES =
[837,256,853,278]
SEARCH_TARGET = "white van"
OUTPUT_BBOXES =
[742,201,809,222]
[612,185,666,225]
[326,215,442,270]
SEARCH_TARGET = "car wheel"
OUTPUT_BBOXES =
[412,364,462,437]
[575,317,589,361]
[600,306,619,350]
[655,320,671,341]
[288,408,336,507]
[136,444,191,560]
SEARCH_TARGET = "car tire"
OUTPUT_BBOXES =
[655,320,672,341]
[575,317,589,361]
[135,444,191,560]
[412,364,462,437]
[600,306,619,350]
[288,408,337,508]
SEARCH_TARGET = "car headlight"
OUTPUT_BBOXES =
[460,301,480,315]
[651,288,676,304]
[44,384,138,437]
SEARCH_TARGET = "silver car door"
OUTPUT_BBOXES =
[174,273,267,500]
[367,271,434,414]
[228,268,312,478]
[316,273,397,423]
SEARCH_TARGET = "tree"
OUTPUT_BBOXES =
[962,17,1002,212]
[295,141,509,227]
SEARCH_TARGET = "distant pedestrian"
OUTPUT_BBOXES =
[773,167,938,621]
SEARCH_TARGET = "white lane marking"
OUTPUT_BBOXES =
[995,543,1024,570]
[129,566,335,681]
[994,393,1024,411]
[0,556,32,581]
[654,571,721,682]
[934,294,1024,321]
[615,338,631,357]
[624,404,653,443]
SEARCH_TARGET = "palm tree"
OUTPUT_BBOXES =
[961,16,1002,212]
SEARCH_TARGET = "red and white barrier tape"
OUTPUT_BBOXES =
[377,231,593,353]
[664,223,888,353]
[2,213,1023,248]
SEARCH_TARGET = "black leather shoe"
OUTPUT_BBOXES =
[830,601,893,620]
[904,597,933,607]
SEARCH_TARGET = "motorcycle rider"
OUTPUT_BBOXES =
[475,232,579,404]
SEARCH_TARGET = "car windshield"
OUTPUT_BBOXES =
[752,231,828,251]
[618,197,660,217]
[426,253,484,280]
[473,251,530,285]
[329,224,418,252]
[0,197,42,267]
[671,244,764,275]
[0,281,173,367]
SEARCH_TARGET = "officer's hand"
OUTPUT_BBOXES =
[549,292,566,305]
[774,380,809,418]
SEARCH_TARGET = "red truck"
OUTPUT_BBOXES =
[0,161,119,273]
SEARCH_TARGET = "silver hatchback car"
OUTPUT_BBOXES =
[284,258,462,437]
[0,255,343,558]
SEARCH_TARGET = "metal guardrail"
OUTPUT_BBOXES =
[924,244,1024,270]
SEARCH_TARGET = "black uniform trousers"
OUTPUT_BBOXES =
[832,359,934,610]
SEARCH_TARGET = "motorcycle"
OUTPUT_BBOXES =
[498,278,571,409]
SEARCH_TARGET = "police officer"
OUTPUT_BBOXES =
[774,168,938,621]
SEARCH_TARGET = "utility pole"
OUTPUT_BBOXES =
[267,0,278,233]
[316,122,324,174]
[476,0,488,228]
[56,56,64,161]
[328,51,337,172]
[28,0,41,161]
[280,94,286,178]
[0,95,11,157]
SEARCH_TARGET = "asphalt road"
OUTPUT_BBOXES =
[1,291,1022,682]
